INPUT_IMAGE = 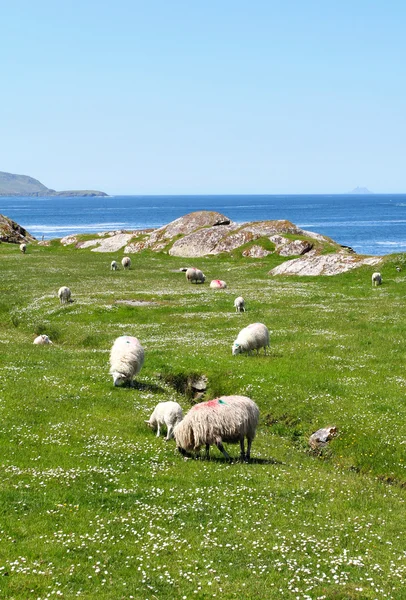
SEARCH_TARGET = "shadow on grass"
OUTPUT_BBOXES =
[132,381,165,393]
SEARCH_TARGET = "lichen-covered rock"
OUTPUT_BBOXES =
[169,225,235,257]
[269,252,382,276]
[278,240,313,256]
[91,233,134,252]
[309,426,338,449]
[242,245,272,258]
[0,214,36,244]
[60,235,78,246]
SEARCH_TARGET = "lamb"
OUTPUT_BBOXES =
[185,267,205,284]
[109,335,144,386]
[145,401,183,440]
[20,243,27,253]
[111,260,119,271]
[58,286,73,304]
[372,272,382,286]
[33,334,53,345]
[232,323,270,356]
[210,279,227,289]
[234,296,245,312]
[173,395,259,461]
[121,256,131,269]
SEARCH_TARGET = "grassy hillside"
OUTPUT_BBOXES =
[0,242,405,599]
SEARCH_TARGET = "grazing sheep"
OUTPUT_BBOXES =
[185,267,205,284]
[33,334,53,345]
[210,279,227,289]
[174,395,259,461]
[58,286,73,304]
[234,296,245,312]
[372,272,382,286]
[232,323,270,356]
[20,243,27,254]
[109,335,144,387]
[122,256,131,269]
[145,401,183,440]
[111,260,119,271]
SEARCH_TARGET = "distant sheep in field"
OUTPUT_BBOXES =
[232,323,270,356]
[210,279,227,289]
[58,286,73,304]
[234,296,245,312]
[109,335,144,387]
[122,256,131,270]
[186,267,205,284]
[372,272,382,286]
[33,334,53,345]
[20,243,27,254]
[145,401,183,440]
[111,260,119,271]
[174,395,259,461]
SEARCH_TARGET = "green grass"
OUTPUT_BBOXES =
[0,242,406,599]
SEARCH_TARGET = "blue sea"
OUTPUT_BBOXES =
[1,194,406,256]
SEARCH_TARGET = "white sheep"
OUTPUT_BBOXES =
[186,267,205,284]
[58,286,73,304]
[145,401,183,440]
[372,272,382,286]
[210,279,227,289]
[232,323,270,356]
[122,256,131,269]
[234,296,245,312]
[173,395,259,461]
[109,335,144,386]
[20,243,27,253]
[111,260,119,271]
[33,334,53,345]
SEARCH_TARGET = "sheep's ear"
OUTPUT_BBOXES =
[144,420,150,424]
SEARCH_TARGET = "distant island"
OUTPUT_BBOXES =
[348,186,373,194]
[0,171,107,197]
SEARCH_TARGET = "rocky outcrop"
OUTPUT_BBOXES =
[278,240,313,257]
[0,214,36,244]
[269,251,381,276]
[242,245,272,258]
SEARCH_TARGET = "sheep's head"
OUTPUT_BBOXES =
[232,342,242,356]
[112,372,130,387]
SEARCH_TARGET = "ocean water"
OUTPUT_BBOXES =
[1,194,406,256]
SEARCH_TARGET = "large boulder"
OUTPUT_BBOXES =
[0,214,36,244]
[269,252,381,276]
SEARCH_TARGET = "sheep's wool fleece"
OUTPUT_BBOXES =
[148,401,183,426]
[233,323,269,353]
[109,336,144,378]
[174,395,259,452]
[210,279,227,289]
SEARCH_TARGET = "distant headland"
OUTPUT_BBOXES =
[0,171,107,197]
[348,186,373,194]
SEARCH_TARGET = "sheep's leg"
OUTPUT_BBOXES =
[239,437,245,461]
[215,440,231,461]
[166,425,173,441]
[246,438,253,462]
[156,423,160,437]
[205,443,210,459]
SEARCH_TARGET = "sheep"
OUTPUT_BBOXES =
[232,323,270,356]
[111,260,119,271]
[145,401,183,440]
[372,272,382,286]
[20,243,27,254]
[58,286,73,304]
[122,256,131,269]
[185,267,205,284]
[109,335,144,387]
[210,279,227,289]
[33,334,53,345]
[173,395,259,461]
[234,296,245,312]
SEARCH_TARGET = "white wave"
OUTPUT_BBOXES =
[26,222,128,233]
[376,241,406,246]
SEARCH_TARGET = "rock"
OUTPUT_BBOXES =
[269,235,288,247]
[309,426,338,449]
[269,252,382,276]
[242,245,272,258]
[169,225,235,257]
[91,233,134,252]
[278,240,313,256]
[60,235,78,246]
[76,239,100,249]
[0,214,36,244]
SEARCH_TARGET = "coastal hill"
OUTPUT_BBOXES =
[348,186,373,194]
[0,171,107,197]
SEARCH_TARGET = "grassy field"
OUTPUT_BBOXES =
[0,240,406,599]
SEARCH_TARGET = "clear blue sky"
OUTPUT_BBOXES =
[1,0,405,194]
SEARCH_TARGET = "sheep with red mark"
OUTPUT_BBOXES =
[232,323,270,356]
[145,401,183,440]
[109,335,144,387]
[173,395,259,461]
[210,279,227,289]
